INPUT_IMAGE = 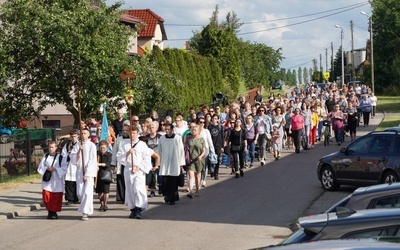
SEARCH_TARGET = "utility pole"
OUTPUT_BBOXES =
[350,20,356,82]
[361,11,375,93]
[331,42,334,82]
[320,53,323,73]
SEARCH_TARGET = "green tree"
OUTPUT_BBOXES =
[0,0,132,125]
[303,67,309,83]
[297,67,303,84]
[371,0,400,93]
[189,5,241,95]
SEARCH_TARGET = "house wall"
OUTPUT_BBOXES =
[127,34,138,54]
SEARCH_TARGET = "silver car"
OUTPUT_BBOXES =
[281,208,400,245]
[325,183,400,213]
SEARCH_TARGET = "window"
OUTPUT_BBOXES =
[394,137,400,154]
[370,195,400,209]
[347,136,373,155]
[42,120,60,128]
[369,136,393,154]
[343,226,398,238]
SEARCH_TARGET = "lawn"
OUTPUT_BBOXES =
[377,96,400,113]
[376,96,400,130]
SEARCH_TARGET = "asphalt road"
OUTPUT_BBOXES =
[0,123,379,250]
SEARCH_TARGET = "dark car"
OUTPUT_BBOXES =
[384,126,400,132]
[281,208,400,245]
[325,183,400,213]
[317,131,400,191]
[272,81,284,89]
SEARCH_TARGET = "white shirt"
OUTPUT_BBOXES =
[38,153,68,192]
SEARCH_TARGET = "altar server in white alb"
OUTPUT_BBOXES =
[61,129,80,205]
[76,128,98,221]
[38,141,68,219]
[117,126,159,219]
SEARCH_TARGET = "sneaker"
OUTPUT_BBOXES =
[129,210,136,218]
[81,214,89,221]
[235,173,240,178]
[240,169,244,177]
[103,205,108,212]
[99,205,104,211]
[260,161,265,166]
[202,180,206,187]
[135,210,142,219]
[150,191,155,198]
[249,164,253,168]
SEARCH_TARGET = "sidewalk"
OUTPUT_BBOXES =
[0,112,388,221]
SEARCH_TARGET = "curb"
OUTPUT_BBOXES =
[0,203,42,221]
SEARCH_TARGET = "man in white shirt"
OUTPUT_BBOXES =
[117,126,160,219]
[76,128,98,221]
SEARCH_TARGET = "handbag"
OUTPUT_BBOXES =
[98,170,113,183]
[178,170,185,187]
[208,152,218,165]
[266,133,272,140]
[184,135,192,167]
[42,170,52,182]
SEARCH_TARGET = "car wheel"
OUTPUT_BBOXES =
[0,133,9,143]
[320,166,339,191]
[382,171,399,184]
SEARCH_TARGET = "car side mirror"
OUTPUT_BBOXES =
[340,147,346,154]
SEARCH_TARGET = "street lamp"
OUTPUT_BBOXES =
[361,11,375,93]
[335,25,345,88]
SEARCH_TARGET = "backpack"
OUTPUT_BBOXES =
[45,153,63,168]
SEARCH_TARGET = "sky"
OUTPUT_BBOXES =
[106,0,372,71]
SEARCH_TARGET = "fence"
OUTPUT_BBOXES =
[0,128,60,183]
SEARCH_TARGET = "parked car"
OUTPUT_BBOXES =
[317,131,400,191]
[281,208,400,245]
[347,81,364,88]
[272,81,284,89]
[325,183,400,213]
[384,126,400,132]
[264,237,400,249]
[0,125,12,143]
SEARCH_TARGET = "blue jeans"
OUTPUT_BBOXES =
[334,129,343,143]
[244,141,256,164]
[318,121,323,139]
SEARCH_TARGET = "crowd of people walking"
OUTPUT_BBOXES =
[38,81,377,220]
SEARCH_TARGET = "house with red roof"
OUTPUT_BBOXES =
[125,9,167,55]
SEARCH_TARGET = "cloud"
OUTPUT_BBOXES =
[107,0,371,69]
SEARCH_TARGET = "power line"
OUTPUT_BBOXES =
[166,2,369,41]
[238,3,369,36]
[164,1,368,27]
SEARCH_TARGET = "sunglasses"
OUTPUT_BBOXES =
[199,121,205,124]
[160,124,165,126]
[260,110,265,112]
